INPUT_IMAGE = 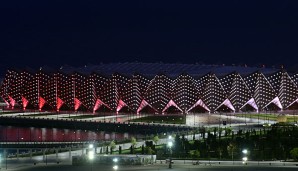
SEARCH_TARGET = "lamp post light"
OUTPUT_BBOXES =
[242,157,248,164]
[113,165,118,170]
[113,158,118,170]
[242,149,248,165]
[168,136,173,169]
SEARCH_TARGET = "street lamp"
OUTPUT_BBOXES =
[168,136,173,169]
[113,158,118,170]
[242,157,248,164]
[88,144,95,171]
[89,144,94,149]
[242,149,248,165]
[113,165,118,170]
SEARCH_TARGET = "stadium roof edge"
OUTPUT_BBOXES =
[5,63,283,77]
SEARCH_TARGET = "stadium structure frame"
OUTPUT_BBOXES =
[1,63,298,114]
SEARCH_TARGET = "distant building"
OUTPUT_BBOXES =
[1,63,298,113]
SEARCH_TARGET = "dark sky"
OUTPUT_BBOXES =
[1,0,298,73]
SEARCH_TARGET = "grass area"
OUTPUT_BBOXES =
[0,111,25,114]
[236,113,298,123]
[62,114,98,119]
[24,113,57,117]
[129,115,186,124]
[109,145,163,155]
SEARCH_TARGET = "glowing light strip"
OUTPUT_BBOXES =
[240,98,258,111]
[39,97,46,110]
[3,97,9,107]
[74,98,81,111]
[215,99,235,111]
[162,99,183,113]
[93,99,103,112]
[116,99,127,113]
[286,98,298,109]
[57,97,64,111]
[263,96,283,110]
[8,95,15,108]
[93,99,110,112]
[187,99,210,112]
[137,99,157,114]
[22,96,29,110]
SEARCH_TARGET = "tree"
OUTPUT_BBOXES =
[190,150,200,163]
[202,127,206,139]
[227,142,237,164]
[109,140,116,154]
[153,135,159,145]
[191,150,200,158]
[131,137,137,147]
[142,145,145,154]
[290,148,298,161]
[218,127,223,139]
[119,146,122,154]
[106,146,109,154]
[146,147,153,155]
[225,127,232,137]
[217,147,223,160]
[130,145,133,154]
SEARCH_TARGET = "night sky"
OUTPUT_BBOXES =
[1,0,298,74]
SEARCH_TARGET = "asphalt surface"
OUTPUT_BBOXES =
[12,163,298,171]
[2,158,298,171]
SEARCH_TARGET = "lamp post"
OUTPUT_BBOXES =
[168,136,173,169]
[88,144,94,171]
[5,149,7,170]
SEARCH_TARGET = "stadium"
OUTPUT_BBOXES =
[1,63,298,114]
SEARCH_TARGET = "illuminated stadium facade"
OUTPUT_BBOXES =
[1,63,298,114]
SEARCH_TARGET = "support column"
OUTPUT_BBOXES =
[55,148,58,162]
[43,149,46,162]
[4,149,7,170]
[16,149,19,159]
[69,147,72,159]
[30,149,32,159]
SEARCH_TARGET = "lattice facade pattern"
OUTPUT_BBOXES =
[1,63,298,114]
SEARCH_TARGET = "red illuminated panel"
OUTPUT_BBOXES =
[3,98,9,107]
[74,98,81,111]
[22,96,29,110]
[93,99,103,113]
[39,97,46,111]
[8,95,15,109]
[116,99,127,113]
[56,97,64,111]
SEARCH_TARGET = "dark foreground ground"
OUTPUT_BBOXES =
[13,163,298,171]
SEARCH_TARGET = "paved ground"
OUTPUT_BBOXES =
[7,162,298,171]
